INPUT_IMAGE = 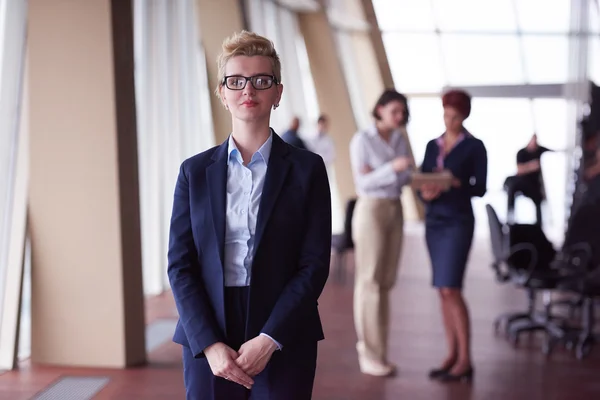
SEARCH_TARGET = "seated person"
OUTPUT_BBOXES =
[504,134,551,225]
[281,116,307,150]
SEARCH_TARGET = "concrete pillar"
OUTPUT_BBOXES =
[297,10,358,205]
[28,0,146,368]
[195,0,246,144]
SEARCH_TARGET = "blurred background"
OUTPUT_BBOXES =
[0,0,599,399]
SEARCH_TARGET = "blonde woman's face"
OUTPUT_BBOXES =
[220,55,283,123]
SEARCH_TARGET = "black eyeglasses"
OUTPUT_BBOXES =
[223,75,278,91]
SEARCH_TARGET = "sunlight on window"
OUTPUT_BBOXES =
[522,36,569,84]
[383,33,445,93]
[407,97,444,164]
[372,0,435,31]
[433,0,517,32]
[441,34,524,86]
[515,0,570,33]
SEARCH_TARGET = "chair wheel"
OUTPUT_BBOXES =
[576,338,593,360]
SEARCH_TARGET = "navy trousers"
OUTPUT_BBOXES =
[182,287,318,400]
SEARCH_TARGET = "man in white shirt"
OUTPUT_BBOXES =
[307,115,335,167]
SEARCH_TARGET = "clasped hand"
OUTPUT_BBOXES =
[204,336,278,389]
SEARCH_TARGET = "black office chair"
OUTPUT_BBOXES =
[486,204,564,345]
[331,198,357,283]
[503,174,545,226]
[545,201,600,359]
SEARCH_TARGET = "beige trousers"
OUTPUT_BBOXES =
[352,197,404,364]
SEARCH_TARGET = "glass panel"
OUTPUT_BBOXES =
[521,36,569,83]
[590,0,599,34]
[515,0,570,33]
[464,98,534,228]
[441,34,524,85]
[589,36,600,85]
[531,99,569,236]
[433,0,517,32]
[383,33,445,93]
[372,0,435,32]
[407,97,445,165]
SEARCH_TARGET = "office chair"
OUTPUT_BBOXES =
[503,174,545,226]
[486,204,564,345]
[331,198,357,283]
[544,201,600,359]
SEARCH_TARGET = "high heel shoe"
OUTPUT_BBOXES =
[439,367,474,383]
[428,366,452,379]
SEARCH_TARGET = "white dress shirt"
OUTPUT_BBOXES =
[224,132,281,349]
[307,132,336,167]
[349,124,412,199]
[224,134,272,286]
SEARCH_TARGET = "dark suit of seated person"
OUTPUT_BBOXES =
[281,116,308,150]
[168,31,331,400]
[504,134,551,225]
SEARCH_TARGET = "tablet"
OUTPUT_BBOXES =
[411,171,453,190]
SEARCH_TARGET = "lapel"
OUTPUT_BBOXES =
[206,140,229,268]
[254,133,291,254]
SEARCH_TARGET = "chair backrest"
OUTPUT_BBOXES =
[563,200,600,269]
[485,204,506,263]
[508,223,556,272]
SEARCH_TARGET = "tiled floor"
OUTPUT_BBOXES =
[1,232,599,399]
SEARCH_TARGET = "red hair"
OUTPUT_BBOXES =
[442,90,471,119]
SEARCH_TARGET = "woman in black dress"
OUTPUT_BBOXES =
[419,90,487,382]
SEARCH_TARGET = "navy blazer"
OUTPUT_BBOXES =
[168,132,332,358]
[420,135,488,220]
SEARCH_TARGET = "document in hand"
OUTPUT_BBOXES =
[410,170,453,191]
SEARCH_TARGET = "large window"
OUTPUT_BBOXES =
[373,0,578,92]
[373,0,593,237]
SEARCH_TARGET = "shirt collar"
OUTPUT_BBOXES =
[227,131,273,166]
[367,124,401,143]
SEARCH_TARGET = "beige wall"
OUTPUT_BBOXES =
[298,10,357,206]
[28,0,145,368]
[195,0,246,144]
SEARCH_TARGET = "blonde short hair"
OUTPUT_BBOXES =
[215,31,281,96]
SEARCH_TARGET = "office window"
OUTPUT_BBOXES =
[373,0,579,236]
[433,0,517,33]
[521,36,569,83]
[442,34,524,86]
[372,0,435,32]
[383,33,445,93]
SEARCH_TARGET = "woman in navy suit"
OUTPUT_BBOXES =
[419,90,487,382]
[168,31,331,400]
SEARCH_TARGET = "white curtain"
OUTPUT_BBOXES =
[134,0,215,295]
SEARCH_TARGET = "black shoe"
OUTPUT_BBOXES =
[428,366,452,379]
[439,367,474,383]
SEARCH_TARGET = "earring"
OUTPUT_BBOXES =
[273,104,279,110]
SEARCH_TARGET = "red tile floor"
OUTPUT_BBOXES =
[1,232,599,399]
